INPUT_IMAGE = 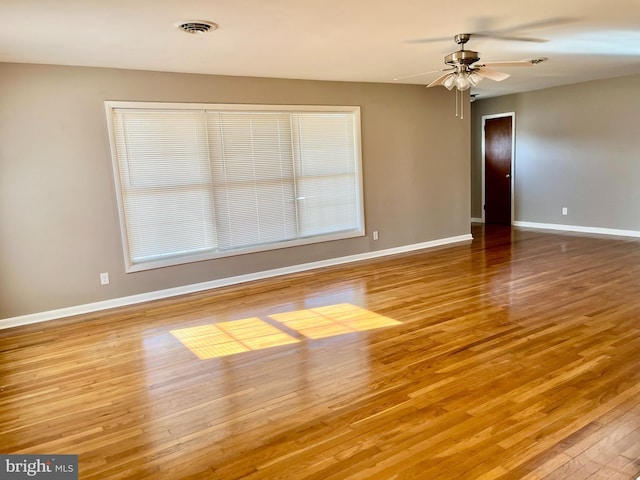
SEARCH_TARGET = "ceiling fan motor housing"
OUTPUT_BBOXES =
[445,50,480,67]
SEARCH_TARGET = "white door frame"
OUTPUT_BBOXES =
[481,112,516,224]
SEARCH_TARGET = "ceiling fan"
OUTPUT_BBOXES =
[395,32,548,118]
[423,33,548,92]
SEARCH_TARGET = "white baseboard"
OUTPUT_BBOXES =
[471,217,484,223]
[1,233,472,330]
[513,221,640,238]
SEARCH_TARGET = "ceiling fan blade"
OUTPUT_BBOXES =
[410,32,545,44]
[474,67,510,82]
[407,17,575,45]
[427,72,454,88]
[393,68,453,81]
[406,36,453,44]
[491,17,576,34]
[472,33,547,43]
[471,17,575,42]
[478,61,535,68]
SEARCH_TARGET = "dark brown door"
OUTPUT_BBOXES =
[484,116,512,224]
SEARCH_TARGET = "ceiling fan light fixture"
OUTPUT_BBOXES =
[468,71,483,87]
[455,73,471,91]
[443,74,456,90]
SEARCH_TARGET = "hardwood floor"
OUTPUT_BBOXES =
[2,224,640,479]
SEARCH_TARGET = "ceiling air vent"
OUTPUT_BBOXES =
[178,20,218,34]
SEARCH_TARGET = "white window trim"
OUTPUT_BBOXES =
[105,101,365,273]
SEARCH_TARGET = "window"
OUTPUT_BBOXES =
[105,102,364,272]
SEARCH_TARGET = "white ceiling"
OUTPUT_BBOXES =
[1,0,640,98]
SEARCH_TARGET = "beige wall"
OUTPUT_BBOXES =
[0,63,470,319]
[471,74,640,228]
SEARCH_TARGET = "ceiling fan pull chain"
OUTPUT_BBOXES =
[454,89,464,120]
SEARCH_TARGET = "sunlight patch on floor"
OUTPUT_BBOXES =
[171,304,401,359]
[269,303,401,339]
[171,317,300,359]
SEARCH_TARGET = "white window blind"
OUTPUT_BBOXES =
[292,113,359,236]
[106,102,364,272]
[206,111,297,251]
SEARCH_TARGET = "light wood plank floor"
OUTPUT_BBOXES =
[2,225,640,479]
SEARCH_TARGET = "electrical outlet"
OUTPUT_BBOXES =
[562,207,568,216]
[100,272,110,285]
[373,231,379,241]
